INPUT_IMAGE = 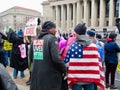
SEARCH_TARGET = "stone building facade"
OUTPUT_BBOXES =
[0,6,41,31]
[42,0,120,32]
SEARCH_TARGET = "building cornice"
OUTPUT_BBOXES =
[50,0,78,6]
[42,1,50,5]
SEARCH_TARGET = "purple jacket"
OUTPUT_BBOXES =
[59,37,67,53]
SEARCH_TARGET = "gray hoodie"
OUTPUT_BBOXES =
[76,35,91,47]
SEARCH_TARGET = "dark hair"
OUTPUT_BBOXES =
[42,21,56,32]
[96,34,102,39]
[109,33,117,40]
[62,33,68,40]
[74,23,87,35]
[91,28,96,31]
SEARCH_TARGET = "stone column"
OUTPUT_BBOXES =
[69,4,72,28]
[109,0,115,26]
[84,0,89,26]
[91,0,97,27]
[67,4,70,30]
[52,6,55,21]
[61,5,65,30]
[77,0,82,24]
[100,0,106,27]
[73,3,76,28]
[55,5,59,27]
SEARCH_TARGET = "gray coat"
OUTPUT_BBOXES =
[0,63,18,90]
[30,33,67,90]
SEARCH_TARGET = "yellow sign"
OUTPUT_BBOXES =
[4,40,13,50]
[117,60,120,73]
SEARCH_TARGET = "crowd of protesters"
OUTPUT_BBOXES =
[0,20,120,90]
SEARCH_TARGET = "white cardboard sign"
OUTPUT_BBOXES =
[24,18,38,36]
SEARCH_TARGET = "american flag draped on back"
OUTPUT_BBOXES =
[64,42,105,90]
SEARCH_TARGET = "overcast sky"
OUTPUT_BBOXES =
[0,0,47,13]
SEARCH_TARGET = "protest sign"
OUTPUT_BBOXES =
[24,18,38,36]
[33,40,44,60]
[4,40,13,50]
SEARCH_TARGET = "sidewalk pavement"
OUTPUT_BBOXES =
[7,66,30,90]
[6,66,119,90]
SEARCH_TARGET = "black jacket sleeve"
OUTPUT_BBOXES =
[50,36,67,74]
[115,42,120,52]
[0,32,7,40]
[7,31,21,43]
[29,42,33,63]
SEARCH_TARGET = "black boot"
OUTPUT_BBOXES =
[26,72,31,85]
[110,85,118,89]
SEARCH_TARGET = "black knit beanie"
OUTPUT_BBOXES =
[109,33,117,39]
[74,23,87,35]
[42,21,56,32]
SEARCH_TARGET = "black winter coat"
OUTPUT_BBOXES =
[0,32,7,67]
[30,32,67,90]
[0,63,18,90]
[8,31,28,71]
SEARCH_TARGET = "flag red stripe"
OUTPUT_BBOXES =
[83,47,98,51]
[100,66,104,71]
[83,55,99,58]
[68,78,100,83]
[68,70,100,74]
[96,82,105,90]
[69,62,99,66]
[100,76,105,81]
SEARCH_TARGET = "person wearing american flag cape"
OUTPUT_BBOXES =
[64,23,105,90]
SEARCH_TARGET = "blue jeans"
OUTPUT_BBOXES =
[4,51,8,65]
[71,83,95,90]
[13,69,25,78]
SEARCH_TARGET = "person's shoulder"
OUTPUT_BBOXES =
[70,42,81,48]
[47,34,56,39]
[83,43,98,51]
[89,43,97,48]
[99,41,104,46]
[107,41,117,46]
[112,41,119,46]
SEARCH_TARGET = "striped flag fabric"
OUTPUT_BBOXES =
[65,43,105,90]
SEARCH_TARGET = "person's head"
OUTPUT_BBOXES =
[74,23,87,37]
[62,33,66,38]
[66,33,68,37]
[17,29,23,37]
[109,33,117,41]
[62,33,68,40]
[96,34,102,40]
[104,33,108,38]
[42,21,56,35]
[91,28,96,31]
[87,29,96,38]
